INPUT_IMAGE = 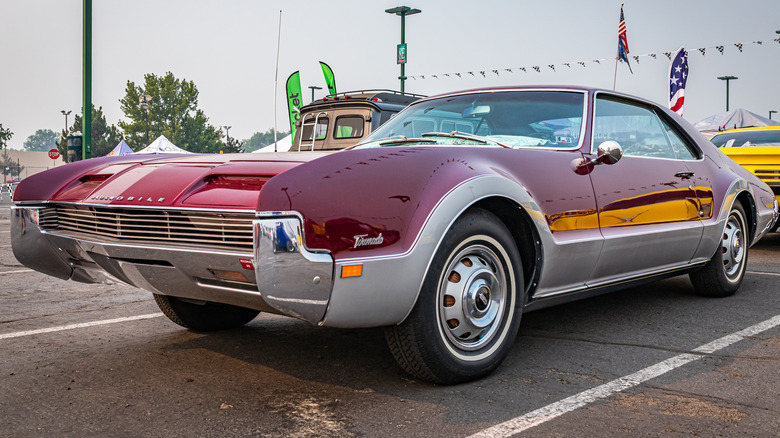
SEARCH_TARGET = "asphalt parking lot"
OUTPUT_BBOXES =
[1,198,779,437]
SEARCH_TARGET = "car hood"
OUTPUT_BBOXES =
[14,152,326,210]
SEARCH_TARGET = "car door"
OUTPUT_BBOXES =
[586,94,704,284]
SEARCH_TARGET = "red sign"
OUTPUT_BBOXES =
[48,149,60,160]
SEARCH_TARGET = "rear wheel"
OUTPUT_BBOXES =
[385,209,524,384]
[690,203,748,297]
[153,294,260,332]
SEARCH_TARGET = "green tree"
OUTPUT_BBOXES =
[55,105,122,161]
[118,72,223,153]
[0,124,12,149]
[243,128,290,151]
[1,148,23,181]
[222,136,244,153]
[23,129,59,152]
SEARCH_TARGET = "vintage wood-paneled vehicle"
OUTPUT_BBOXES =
[12,86,778,383]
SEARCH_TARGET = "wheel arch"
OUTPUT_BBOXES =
[734,190,757,244]
[470,197,542,302]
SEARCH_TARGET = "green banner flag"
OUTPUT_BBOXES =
[319,61,337,96]
[285,71,303,140]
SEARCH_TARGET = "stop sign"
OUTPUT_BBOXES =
[48,148,60,160]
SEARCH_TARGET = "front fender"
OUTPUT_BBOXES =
[320,174,545,327]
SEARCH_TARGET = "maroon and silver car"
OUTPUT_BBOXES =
[12,86,778,383]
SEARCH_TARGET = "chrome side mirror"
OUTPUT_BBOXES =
[594,141,623,165]
[571,141,623,175]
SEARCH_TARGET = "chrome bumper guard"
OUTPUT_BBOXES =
[253,216,334,324]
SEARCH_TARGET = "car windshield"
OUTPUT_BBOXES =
[711,129,780,147]
[354,90,585,149]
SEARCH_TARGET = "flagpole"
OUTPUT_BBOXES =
[613,57,618,90]
[273,10,282,153]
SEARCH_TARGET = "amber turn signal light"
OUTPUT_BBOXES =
[341,264,363,278]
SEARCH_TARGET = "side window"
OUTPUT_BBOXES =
[659,117,698,160]
[334,116,364,139]
[593,97,677,159]
[300,117,329,141]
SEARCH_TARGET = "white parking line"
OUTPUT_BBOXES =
[747,270,780,277]
[0,313,163,341]
[0,269,33,275]
[469,314,780,437]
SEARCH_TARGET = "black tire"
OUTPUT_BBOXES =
[385,208,524,384]
[690,203,749,297]
[153,294,260,332]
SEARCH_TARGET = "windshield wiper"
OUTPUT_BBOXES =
[421,131,491,144]
[378,135,438,146]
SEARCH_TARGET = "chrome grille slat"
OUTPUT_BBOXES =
[41,205,255,251]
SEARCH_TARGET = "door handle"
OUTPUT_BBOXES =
[675,171,695,180]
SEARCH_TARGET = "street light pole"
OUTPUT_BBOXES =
[61,110,72,134]
[223,126,231,141]
[385,6,421,94]
[308,85,323,102]
[717,75,738,112]
[770,110,778,120]
[138,95,151,144]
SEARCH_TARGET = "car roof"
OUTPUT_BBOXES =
[713,126,780,135]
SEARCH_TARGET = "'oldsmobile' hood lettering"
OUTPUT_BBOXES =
[353,233,383,248]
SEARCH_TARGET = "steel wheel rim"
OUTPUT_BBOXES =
[722,212,745,279]
[438,244,507,351]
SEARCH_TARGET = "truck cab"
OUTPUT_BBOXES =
[290,90,424,152]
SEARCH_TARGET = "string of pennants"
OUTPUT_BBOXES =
[408,38,780,80]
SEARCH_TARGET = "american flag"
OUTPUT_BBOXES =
[617,5,632,73]
[668,47,689,116]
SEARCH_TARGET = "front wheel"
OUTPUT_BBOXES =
[385,208,524,384]
[153,294,260,332]
[690,203,749,297]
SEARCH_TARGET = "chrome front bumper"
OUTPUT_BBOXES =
[253,216,334,324]
[11,206,278,313]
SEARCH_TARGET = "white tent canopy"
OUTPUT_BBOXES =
[693,108,780,136]
[252,134,293,153]
[136,135,191,154]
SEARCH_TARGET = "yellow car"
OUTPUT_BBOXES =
[711,126,780,231]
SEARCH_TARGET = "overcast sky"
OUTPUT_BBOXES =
[1,0,779,148]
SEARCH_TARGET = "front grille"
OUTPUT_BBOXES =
[40,205,255,252]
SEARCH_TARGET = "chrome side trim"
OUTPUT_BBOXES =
[253,217,334,324]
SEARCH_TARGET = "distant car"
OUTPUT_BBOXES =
[711,126,780,231]
[11,86,779,384]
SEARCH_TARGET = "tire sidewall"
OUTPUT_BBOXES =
[721,204,748,287]
[413,209,524,379]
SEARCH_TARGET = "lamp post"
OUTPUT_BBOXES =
[138,95,151,144]
[223,125,232,143]
[770,110,778,120]
[308,85,323,102]
[60,110,72,134]
[717,75,738,112]
[385,5,421,94]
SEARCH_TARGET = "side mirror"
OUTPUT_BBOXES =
[571,141,623,175]
[594,141,622,165]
